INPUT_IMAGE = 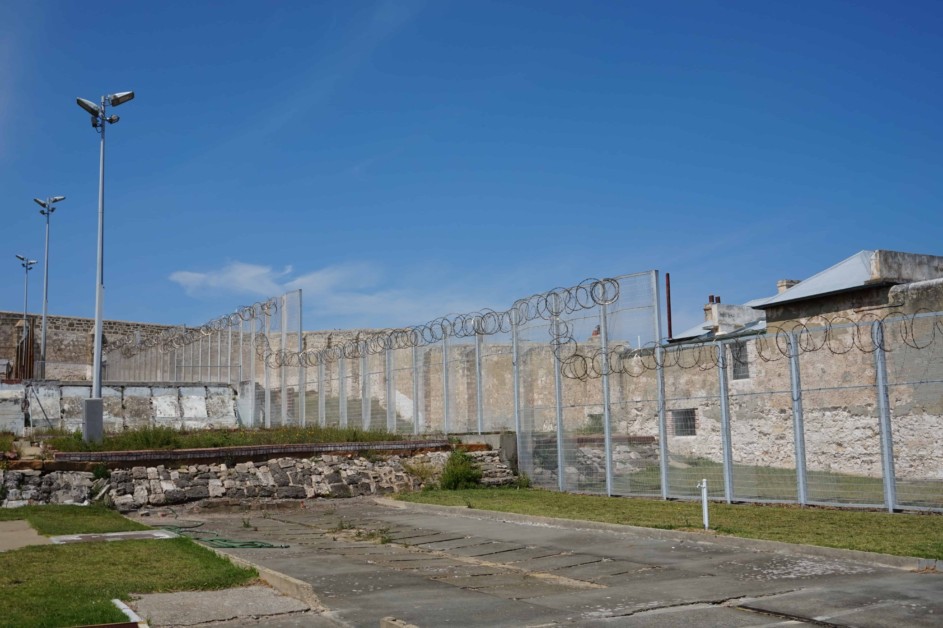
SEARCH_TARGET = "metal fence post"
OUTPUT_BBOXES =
[386,349,395,432]
[339,356,348,427]
[264,309,272,428]
[227,324,233,385]
[248,318,256,427]
[599,301,614,497]
[238,322,243,386]
[216,329,222,383]
[512,318,522,476]
[318,360,325,427]
[475,329,484,434]
[298,291,305,427]
[872,321,897,513]
[656,344,669,499]
[442,335,450,435]
[652,270,668,499]
[716,341,734,503]
[552,295,566,492]
[361,354,370,429]
[787,332,809,506]
[412,345,421,434]
[281,296,288,425]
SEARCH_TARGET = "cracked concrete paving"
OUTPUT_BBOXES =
[133,497,942,627]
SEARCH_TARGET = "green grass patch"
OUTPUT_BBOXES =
[397,488,943,559]
[44,424,407,453]
[0,431,14,453]
[0,504,150,536]
[0,538,256,628]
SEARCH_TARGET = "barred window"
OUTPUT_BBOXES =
[731,341,750,380]
[671,408,697,436]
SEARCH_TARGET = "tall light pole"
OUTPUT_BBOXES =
[34,195,66,380]
[15,255,37,379]
[76,90,134,442]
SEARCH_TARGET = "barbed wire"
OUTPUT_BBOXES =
[558,308,943,381]
[251,278,621,368]
[106,278,943,385]
[108,297,279,358]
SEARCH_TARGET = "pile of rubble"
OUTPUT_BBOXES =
[1,450,516,511]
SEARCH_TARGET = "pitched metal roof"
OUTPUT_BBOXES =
[754,250,878,309]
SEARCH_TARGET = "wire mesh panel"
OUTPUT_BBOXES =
[724,337,798,502]
[281,290,304,426]
[445,334,477,434]
[238,316,261,428]
[420,342,445,434]
[321,358,344,427]
[518,317,559,490]
[390,346,418,434]
[885,313,943,509]
[480,326,514,432]
[661,342,726,500]
[559,304,606,494]
[611,358,662,497]
[799,323,884,507]
[344,354,363,429]
[607,271,661,497]
[266,300,285,427]
[365,351,387,430]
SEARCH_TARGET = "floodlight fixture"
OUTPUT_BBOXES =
[109,91,135,106]
[76,97,101,116]
[16,254,38,350]
[107,115,119,124]
[34,195,66,379]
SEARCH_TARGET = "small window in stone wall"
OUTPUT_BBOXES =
[671,408,697,436]
[730,341,750,380]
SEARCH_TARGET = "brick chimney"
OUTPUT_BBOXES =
[704,295,715,321]
[777,279,800,294]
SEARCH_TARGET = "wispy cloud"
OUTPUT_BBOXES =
[169,259,490,330]
[169,261,292,298]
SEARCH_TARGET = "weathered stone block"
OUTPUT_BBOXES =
[329,482,351,497]
[276,486,305,499]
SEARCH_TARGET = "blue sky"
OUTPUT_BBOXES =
[1,1,941,335]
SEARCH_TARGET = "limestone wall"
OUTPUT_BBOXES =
[0,310,182,382]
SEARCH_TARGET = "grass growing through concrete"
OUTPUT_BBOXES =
[0,504,150,535]
[397,488,943,560]
[0,507,256,628]
[44,424,408,452]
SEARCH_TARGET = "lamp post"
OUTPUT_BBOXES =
[76,90,134,442]
[15,255,37,379]
[33,195,65,380]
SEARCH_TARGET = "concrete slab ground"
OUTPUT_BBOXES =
[129,585,316,627]
[131,497,942,627]
[0,519,50,552]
